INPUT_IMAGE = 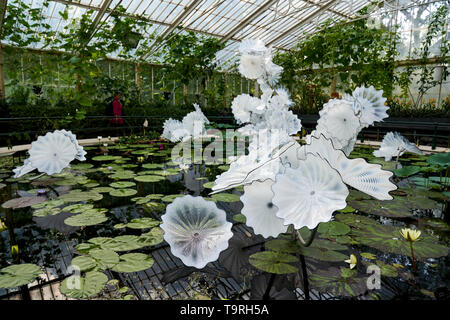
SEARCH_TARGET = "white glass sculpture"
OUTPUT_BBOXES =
[13,130,84,178]
[350,85,388,128]
[302,134,396,200]
[272,153,349,230]
[240,179,288,238]
[231,94,265,124]
[373,131,423,161]
[160,195,233,269]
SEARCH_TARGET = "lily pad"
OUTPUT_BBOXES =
[59,190,103,202]
[133,175,165,183]
[131,194,163,204]
[249,251,299,274]
[352,224,449,261]
[297,239,349,262]
[60,271,108,299]
[161,194,185,203]
[142,202,166,213]
[92,187,115,193]
[112,253,154,273]
[31,199,65,209]
[348,199,413,218]
[202,182,215,189]
[139,227,164,247]
[310,267,367,297]
[0,264,42,289]
[335,213,379,229]
[62,203,94,213]
[2,196,46,209]
[64,210,108,227]
[427,152,450,167]
[210,193,241,203]
[92,155,123,162]
[89,249,120,270]
[108,171,136,180]
[233,214,246,223]
[70,256,97,272]
[318,221,351,237]
[393,166,421,177]
[70,163,94,170]
[33,207,62,217]
[125,218,160,229]
[109,188,137,197]
[109,181,136,188]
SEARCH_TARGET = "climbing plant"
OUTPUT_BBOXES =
[397,5,449,109]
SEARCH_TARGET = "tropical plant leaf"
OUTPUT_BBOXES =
[112,253,154,273]
[249,251,299,274]
[0,264,42,289]
[60,271,108,299]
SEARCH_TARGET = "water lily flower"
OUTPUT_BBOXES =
[0,219,7,232]
[107,166,113,171]
[345,254,357,269]
[97,136,102,140]
[137,157,144,163]
[160,195,233,269]
[400,228,421,242]
[13,130,83,178]
[159,144,164,150]
[103,143,108,147]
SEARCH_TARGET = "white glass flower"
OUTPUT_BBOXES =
[162,118,183,142]
[239,54,265,79]
[231,94,265,124]
[316,99,361,143]
[57,129,86,161]
[302,134,397,200]
[22,131,78,176]
[12,158,35,178]
[239,39,267,55]
[373,131,423,161]
[264,108,302,135]
[212,131,295,193]
[160,195,233,269]
[240,180,288,238]
[264,59,283,86]
[268,88,293,110]
[351,85,388,127]
[272,153,349,230]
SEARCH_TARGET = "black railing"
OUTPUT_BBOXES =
[0,115,448,150]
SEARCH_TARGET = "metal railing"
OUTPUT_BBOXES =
[0,115,448,149]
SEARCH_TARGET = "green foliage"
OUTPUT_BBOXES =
[397,5,449,109]
[161,30,226,87]
[274,10,397,103]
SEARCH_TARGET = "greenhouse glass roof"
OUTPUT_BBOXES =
[5,0,443,68]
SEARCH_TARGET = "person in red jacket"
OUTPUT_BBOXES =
[110,92,124,125]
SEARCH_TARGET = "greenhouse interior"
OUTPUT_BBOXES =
[0,0,448,303]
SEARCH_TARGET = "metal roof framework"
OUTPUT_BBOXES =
[2,0,439,68]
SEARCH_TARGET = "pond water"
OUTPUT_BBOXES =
[0,140,448,300]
